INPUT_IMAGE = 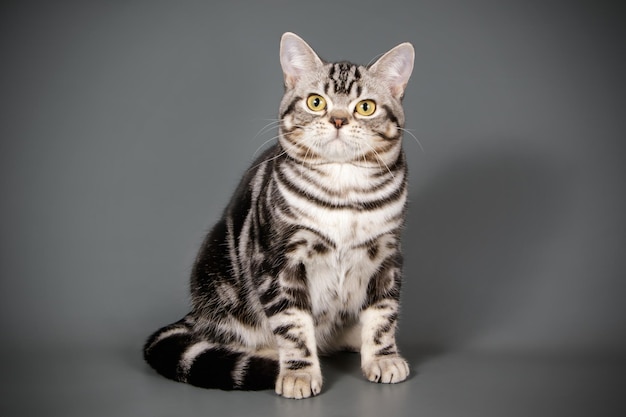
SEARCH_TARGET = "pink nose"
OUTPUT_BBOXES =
[330,116,348,129]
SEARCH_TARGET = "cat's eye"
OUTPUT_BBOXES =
[306,94,327,112]
[355,99,376,116]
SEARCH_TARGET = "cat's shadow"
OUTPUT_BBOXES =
[398,145,573,354]
[321,348,436,389]
[320,352,361,389]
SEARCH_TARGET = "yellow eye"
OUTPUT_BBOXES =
[306,94,327,112]
[355,99,376,116]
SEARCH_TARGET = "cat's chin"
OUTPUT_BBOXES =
[313,135,362,162]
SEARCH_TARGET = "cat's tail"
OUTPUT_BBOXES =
[143,317,278,390]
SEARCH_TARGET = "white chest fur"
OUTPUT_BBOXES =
[284,210,401,349]
[275,162,406,347]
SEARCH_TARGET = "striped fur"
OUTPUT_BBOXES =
[144,33,415,399]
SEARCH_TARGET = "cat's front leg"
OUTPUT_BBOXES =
[360,261,409,384]
[360,301,409,383]
[269,308,322,399]
[262,263,322,399]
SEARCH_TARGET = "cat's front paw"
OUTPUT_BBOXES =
[362,356,410,384]
[275,370,323,399]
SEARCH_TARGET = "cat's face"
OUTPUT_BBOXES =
[278,33,414,167]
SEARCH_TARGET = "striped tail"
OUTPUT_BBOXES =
[143,318,278,390]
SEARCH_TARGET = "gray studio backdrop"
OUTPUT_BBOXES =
[1,1,625,416]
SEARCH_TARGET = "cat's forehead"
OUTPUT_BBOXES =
[324,61,362,95]
[299,61,383,99]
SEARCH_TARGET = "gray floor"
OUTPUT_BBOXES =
[1,1,625,416]
[3,344,625,417]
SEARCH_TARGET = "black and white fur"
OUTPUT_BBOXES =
[144,32,415,399]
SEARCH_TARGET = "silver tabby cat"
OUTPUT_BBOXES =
[144,32,414,399]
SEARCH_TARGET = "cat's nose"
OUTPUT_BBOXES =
[329,115,349,129]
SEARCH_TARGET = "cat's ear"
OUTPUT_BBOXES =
[369,42,415,99]
[280,32,324,89]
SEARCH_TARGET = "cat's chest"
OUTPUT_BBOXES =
[285,227,398,317]
[309,209,385,246]
[274,161,405,246]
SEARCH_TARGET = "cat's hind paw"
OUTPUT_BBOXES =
[275,370,323,399]
[362,356,410,384]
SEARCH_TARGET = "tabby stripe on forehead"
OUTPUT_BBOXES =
[329,62,361,95]
[346,67,361,95]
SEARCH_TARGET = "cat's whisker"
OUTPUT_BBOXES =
[251,120,306,147]
[356,142,368,167]
[252,123,309,159]
[280,134,310,165]
[249,117,280,134]
[298,142,312,180]
[253,120,281,139]
[303,138,319,173]
[254,118,316,162]
[398,127,424,152]
[350,139,382,172]
[361,146,368,167]
[249,145,289,171]
[361,142,395,178]
[254,124,280,137]
[252,135,282,158]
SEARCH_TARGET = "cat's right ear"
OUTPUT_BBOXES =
[280,32,324,89]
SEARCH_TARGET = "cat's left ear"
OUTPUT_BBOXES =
[280,32,324,89]
[369,42,415,99]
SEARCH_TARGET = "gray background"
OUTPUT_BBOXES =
[1,0,625,416]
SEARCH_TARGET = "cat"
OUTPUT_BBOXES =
[143,32,414,399]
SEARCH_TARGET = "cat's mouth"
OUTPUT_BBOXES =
[315,132,362,162]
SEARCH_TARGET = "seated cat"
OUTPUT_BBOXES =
[144,32,415,399]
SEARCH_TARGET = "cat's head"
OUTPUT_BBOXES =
[278,32,414,167]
